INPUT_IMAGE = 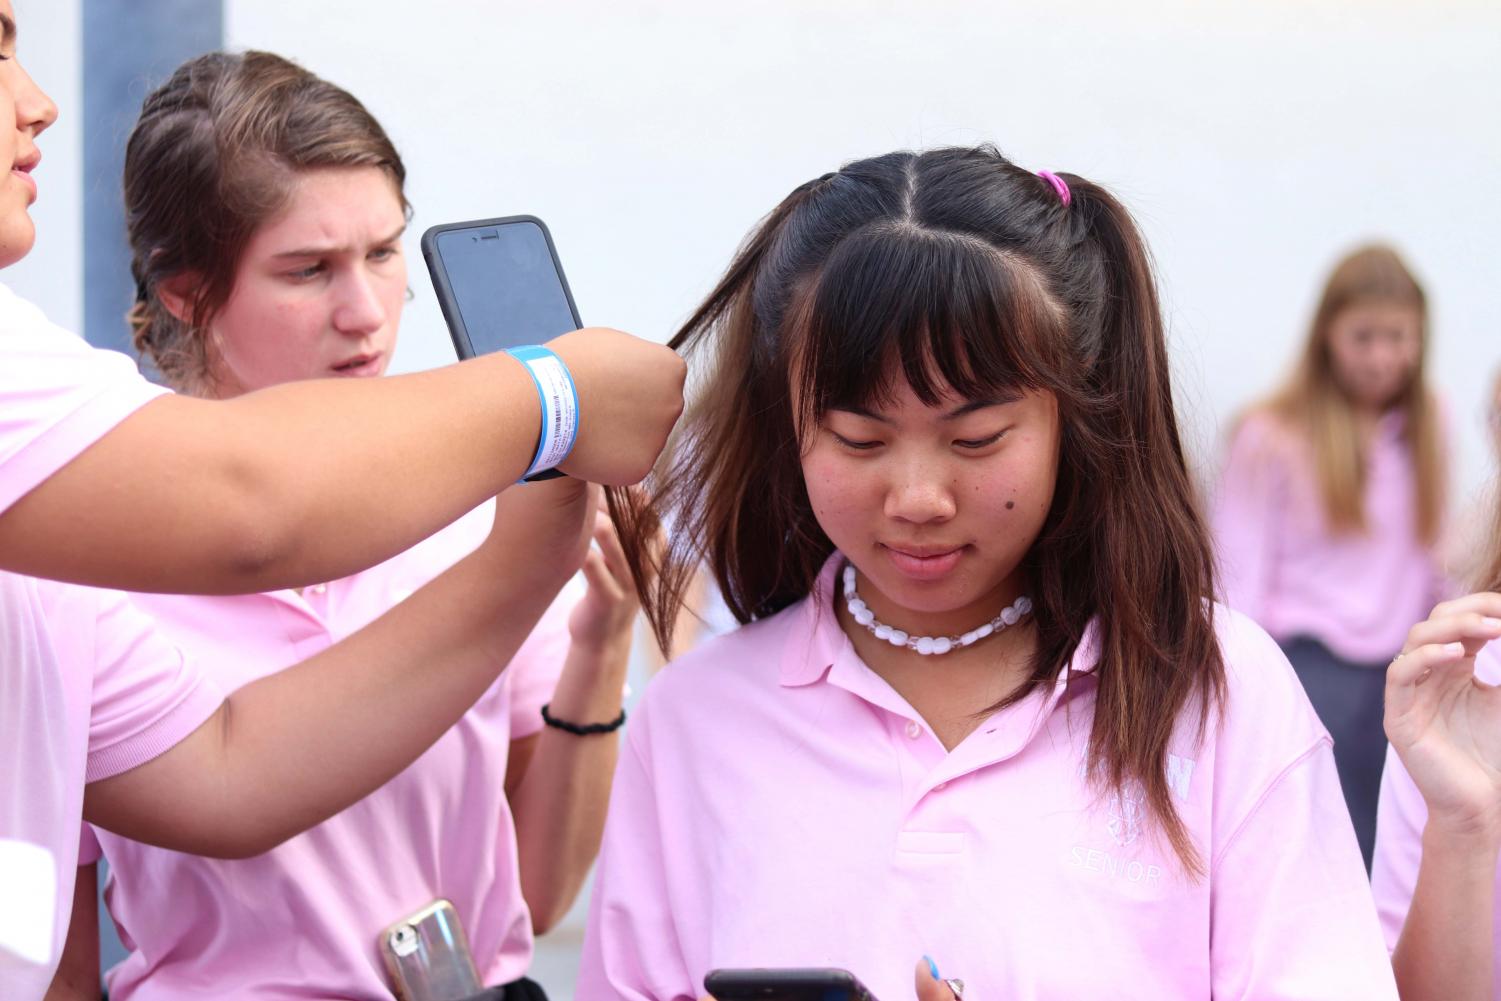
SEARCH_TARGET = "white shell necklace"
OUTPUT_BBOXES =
[842,562,1032,656]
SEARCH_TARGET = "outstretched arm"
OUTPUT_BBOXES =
[82,479,601,858]
[0,328,684,594]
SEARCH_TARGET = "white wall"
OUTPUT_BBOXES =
[7,0,81,332]
[222,0,1501,501]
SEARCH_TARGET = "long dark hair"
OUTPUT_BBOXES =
[612,146,1224,873]
[124,50,407,391]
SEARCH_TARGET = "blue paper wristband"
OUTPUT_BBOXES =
[505,345,579,481]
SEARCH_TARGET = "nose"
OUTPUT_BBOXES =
[332,271,388,338]
[14,61,58,139]
[883,455,957,525]
[1369,338,1416,382]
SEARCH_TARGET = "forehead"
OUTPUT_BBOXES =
[246,167,404,252]
[1332,301,1422,331]
[830,370,1040,419]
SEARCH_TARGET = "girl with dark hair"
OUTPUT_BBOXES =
[1212,244,1448,868]
[580,148,1395,999]
[1372,521,1501,1001]
[47,51,632,1001]
[0,1,682,995]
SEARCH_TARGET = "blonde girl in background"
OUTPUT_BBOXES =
[1212,244,1448,867]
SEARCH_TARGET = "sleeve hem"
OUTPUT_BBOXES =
[86,673,224,784]
[0,381,169,515]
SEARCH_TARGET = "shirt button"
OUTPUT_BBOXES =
[309,583,327,596]
[905,720,923,739]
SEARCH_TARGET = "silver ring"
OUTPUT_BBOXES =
[943,978,965,998]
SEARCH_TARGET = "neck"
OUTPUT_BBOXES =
[848,564,1027,641]
[836,578,1039,748]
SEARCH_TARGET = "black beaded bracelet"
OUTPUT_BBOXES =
[541,702,626,736]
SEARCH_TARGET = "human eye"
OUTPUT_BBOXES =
[369,244,399,263]
[283,262,326,282]
[955,429,1007,450]
[831,430,882,451]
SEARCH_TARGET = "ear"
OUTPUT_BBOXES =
[154,272,204,326]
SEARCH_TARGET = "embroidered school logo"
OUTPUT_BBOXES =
[1106,783,1146,847]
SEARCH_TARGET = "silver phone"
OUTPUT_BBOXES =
[379,899,484,1001]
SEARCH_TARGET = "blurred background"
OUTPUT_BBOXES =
[14,1,1500,996]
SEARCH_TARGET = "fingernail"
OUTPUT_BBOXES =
[924,955,940,980]
[1484,617,1501,629]
[1445,642,1466,656]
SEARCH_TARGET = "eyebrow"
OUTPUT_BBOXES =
[0,15,15,48]
[837,393,1022,424]
[270,224,407,260]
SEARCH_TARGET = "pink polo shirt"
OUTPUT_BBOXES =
[1372,644,1501,996]
[82,501,582,1001]
[1212,409,1447,664]
[580,556,1396,1000]
[0,284,222,999]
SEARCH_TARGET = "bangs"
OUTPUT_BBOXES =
[789,222,1067,425]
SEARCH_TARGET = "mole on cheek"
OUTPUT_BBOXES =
[1006,501,1015,510]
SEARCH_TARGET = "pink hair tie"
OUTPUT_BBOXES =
[1037,170,1071,207]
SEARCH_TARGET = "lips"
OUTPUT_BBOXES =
[11,150,39,204]
[330,352,383,377]
[880,543,966,581]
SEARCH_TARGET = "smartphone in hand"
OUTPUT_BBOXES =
[422,214,583,482]
[704,967,883,1001]
[421,214,582,360]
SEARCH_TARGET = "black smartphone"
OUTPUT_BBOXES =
[422,215,582,480]
[704,968,883,1001]
[420,214,582,360]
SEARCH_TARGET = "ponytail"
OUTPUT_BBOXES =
[609,173,835,650]
[1034,178,1223,875]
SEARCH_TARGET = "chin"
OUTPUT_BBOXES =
[867,570,979,614]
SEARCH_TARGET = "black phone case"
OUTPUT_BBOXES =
[704,967,880,1001]
[420,214,582,482]
[419,214,583,361]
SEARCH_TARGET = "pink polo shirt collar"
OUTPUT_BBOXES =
[778,555,1100,687]
[778,555,1101,796]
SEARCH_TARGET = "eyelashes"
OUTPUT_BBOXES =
[830,430,1009,452]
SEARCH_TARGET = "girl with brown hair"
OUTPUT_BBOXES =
[46,51,636,1001]
[1212,244,1448,868]
[578,148,1395,999]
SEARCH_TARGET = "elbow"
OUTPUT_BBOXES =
[523,880,574,937]
[205,477,299,592]
[529,903,565,938]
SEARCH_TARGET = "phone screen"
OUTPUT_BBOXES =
[426,217,580,358]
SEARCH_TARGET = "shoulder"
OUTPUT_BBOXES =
[631,604,805,736]
[1225,408,1304,466]
[1201,603,1328,756]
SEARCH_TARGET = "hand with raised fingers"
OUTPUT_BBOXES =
[1385,592,1501,844]
[546,327,685,486]
[568,508,641,656]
